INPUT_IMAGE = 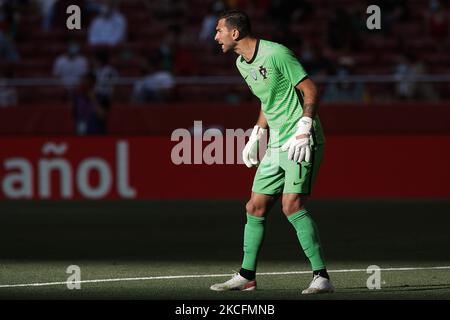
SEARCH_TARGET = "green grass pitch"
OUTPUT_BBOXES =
[0,199,449,300]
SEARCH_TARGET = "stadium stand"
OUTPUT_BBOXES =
[0,0,449,105]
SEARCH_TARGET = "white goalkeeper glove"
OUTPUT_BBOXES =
[242,125,267,168]
[281,116,313,163]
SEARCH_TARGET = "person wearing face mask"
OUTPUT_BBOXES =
[322,59,366,103]
[52,40,89,89]
[88,0,127,47]
[72,72,110,135]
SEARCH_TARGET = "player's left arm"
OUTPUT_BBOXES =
[295,78,319,119]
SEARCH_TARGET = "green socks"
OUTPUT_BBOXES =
[241,213,266,271]
[241,210,326,273]
[288,209,326,271]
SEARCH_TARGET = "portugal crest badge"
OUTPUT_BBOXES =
[259,66,267,79]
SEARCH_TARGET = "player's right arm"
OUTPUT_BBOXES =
[256,109,268,129]
[243,109,267,168]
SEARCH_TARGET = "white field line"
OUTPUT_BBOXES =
[0,265,450,289]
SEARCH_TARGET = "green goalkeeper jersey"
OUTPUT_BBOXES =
[236,39,325,148]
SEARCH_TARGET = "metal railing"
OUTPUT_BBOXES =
[1,74,450,86]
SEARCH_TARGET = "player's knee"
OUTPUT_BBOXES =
[282,202,303,216]
[245,200,266,217]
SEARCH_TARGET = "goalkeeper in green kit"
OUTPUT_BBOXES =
[210,10,334,294]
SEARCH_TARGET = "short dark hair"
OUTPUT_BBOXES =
[217,9,252,40]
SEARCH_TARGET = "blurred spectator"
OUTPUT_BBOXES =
[85,0,103,14]
[152,0,189,29]
[394,54,415,99]
[88,0,127,46]
[172,25,199,76]
[322,59,367,103]
[0,0,21,59]
[0,30,19,62]
[132,58,175,103]
[53,41,88,88]
[154,25,178,72]
[393,53,439,101]
[34,0,88,32]
[0,68,17,107]
[199,1,225,46]
[347,3,367,37]
[300,42,333,76]
[327,6,361,51]
[267,0,313,29]
[0,0,25,39]
[425,0,449,43]
[289,0,313,24]
[272,23,302,49]
[368,0,409,34]
[33,0,57,31]
[93,50,118,103]
[72,72,110,135]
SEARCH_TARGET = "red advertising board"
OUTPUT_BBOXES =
[1,135,450,199]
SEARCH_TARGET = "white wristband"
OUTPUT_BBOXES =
[297,117,312,134]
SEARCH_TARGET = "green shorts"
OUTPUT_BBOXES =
[252,143,324,195]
